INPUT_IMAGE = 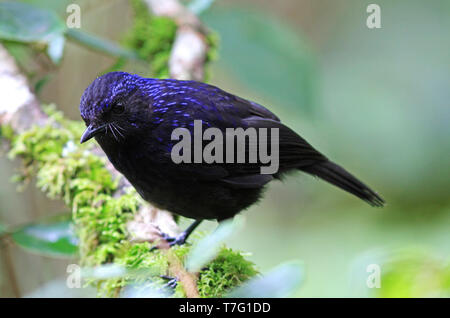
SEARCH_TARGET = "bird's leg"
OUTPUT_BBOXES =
[165,219,202,246]
[155,219,203,248]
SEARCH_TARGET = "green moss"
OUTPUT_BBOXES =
[6,106,258,297]
[7,105,134,266]
[0,123,14,141]
[198,247,259,297]
[122,0,219,80]
[123,0,177,78]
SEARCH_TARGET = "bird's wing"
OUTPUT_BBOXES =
[232,96,280,121]
[217,116,328,187]
[242,116,328,167]
[204,89,329,186]
[151,81,327,188]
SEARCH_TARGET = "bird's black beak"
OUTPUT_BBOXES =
[80,124,106,143]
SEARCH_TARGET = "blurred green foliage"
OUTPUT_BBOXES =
[187,0,216,15]
[0,1,140,66]
[228,261,303,298]
[0,1,66,63]
[202,6,316,114]
[122,0,177,78]
[0,2,65,42]
[11,214,78,257]
[66,28,139,61]
[375,249,450,297]
[316,0,450,206]
[0,223,6,235]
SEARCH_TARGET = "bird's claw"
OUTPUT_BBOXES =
[162,232,188,246]
[150,231,188,251]
[160,275,178,290]
[150,220,201,251]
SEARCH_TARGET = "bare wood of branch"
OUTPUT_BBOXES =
[0,45,46,132]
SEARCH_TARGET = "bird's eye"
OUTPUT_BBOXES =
[112,103,125,114]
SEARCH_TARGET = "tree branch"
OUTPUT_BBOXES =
[0,0,211,298]
[145,0,209,81]
[0,45,46,132]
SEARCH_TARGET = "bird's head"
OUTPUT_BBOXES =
[79,72,152,144]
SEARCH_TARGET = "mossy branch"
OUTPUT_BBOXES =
[0,0,257,298]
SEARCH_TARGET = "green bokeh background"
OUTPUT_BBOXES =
[0,0,449,297]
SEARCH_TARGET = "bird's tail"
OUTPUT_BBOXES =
[300,161,385,207]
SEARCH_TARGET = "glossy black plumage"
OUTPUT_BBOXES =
[79,72,384,222]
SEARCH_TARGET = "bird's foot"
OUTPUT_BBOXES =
[161,231,188,247]
[160,275,178,290]
[151,220,202,251]
[151,231,188,251]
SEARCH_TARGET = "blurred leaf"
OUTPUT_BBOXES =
[227,262,303,298]
[0,1,66,42]
[81,264,169,298]
[81,264,128,280]
[25,279,96,298]
[188,0,216,15]
[121,282,171,298]
[12,214,78,258]
[185,217,244,272]
[66,29,140,60]
[20,0,74,14]
[376,249,450,297]
[202,7,316,114]
[81,263,160,280]
[46,34,65,63]
[2,41,33,64]
[350,247,450,298]
[1,41,44,78]
[34,74,54,95]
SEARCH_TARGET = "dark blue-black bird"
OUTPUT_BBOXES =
[79,72,384,245]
